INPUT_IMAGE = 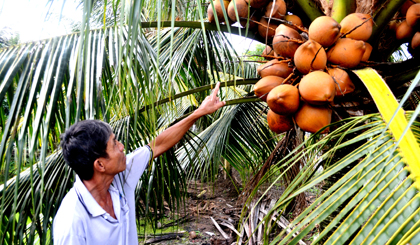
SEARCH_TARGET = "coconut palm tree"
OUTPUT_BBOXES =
[0,0,419,244]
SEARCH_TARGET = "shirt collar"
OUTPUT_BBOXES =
[74,175,107,217]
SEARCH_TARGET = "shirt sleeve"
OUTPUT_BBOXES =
[123,146,152,188]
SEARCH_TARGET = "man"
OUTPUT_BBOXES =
[53,83,225,244]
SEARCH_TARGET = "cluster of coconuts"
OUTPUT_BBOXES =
[207,0,419,134]
[392,1,420,54]
[207,0,293,37]
[254,12,377,135]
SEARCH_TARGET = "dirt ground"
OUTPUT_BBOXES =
[139,174,319,245]
[139,176,243,245]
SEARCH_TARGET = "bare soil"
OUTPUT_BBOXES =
[139,174,320,245]
[139,176,243,245]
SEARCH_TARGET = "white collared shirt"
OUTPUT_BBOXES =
[53,146,152,245]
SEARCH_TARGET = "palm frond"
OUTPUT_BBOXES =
[245,69,420,244]
[0,7,266,240]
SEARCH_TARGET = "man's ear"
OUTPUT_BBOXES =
[93,158,106,173]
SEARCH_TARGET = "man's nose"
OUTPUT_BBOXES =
[118,141,124,151]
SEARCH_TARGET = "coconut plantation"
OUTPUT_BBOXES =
[0,0,420,244]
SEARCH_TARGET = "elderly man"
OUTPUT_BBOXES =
[53,83,225,244]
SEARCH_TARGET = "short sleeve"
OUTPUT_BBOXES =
[123,146,152,188]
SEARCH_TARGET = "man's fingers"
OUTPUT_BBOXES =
[211,82,221,99]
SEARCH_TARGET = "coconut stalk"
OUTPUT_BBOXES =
[370,0,407,42]
[293,0,324,22]
[331,0,357,22]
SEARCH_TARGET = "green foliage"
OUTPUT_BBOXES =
[244,43,266,62]
[1,0,420,244]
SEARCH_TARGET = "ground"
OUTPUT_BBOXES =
[138,173,321,245]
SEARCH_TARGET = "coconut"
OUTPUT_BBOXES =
[267,110,293,133]
[401,0,420,16]
[406,4,420,29]
[247,0,269,9]
[412,32,420,50]
[299,71,335,105]
[327,68,355,97]
[265,0,286,19]
[327,38,366,68]
[266,84,300,115]
[258,17,278,39]
[340,13,374,41]
[254,76,285,101]
[272,24,302,58]
[227,0,248,25]
[262,45,276,59]
[361,42,373,61]
[257,59,293,78]
[208,0,230,23]
[308,16,341,47]
[294,40,327,74]
[396,20,415,41]
[284,15,303,29]
[246,14,259,29]
[294,102,332,133]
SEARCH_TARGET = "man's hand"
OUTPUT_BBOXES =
[195,82,226,117]
[148,82,225,158]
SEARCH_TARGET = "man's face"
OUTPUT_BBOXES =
[102,133,126,175]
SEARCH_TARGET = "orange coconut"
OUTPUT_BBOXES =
[254,76,285,101]
[262,45,276,59]
[327,38,366,68]
[284,15,303,29]
[401,0,420,16]
[265,0,286,19]
[272,24,302,58]
[267,110,293,133]
[308,16,341,47]
[257,59,293,78]
[396,20,415,41]
[340,13,374,41]
[294,40,327,74]
[294,102,332,133]
[246,0,269,8]
[327,68,355,97]
[412,32,420,50]
[266,84,300,115]
[208,0,230,23]
[246,14,259,29]
[299,71,335,105]
[406,4,420,29]
[361,42,373,61]
[258,17,278,39]
[227,0,248,25]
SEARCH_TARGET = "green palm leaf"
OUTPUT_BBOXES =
[0,7,270,240]
[247,69,420,244]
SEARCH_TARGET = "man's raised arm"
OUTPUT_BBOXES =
[148,82,225,158]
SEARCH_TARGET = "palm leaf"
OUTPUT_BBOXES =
[246,68,420,244]
[0,6,269,240]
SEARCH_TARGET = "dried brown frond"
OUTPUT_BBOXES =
[312,0,326,14]
[320,0,333,16]
[356,0,391,14]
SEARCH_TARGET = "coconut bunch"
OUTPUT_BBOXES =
[253,12,381,135]
[207,0,416,134]
[207,0,305,39]
[393,1,420,55]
